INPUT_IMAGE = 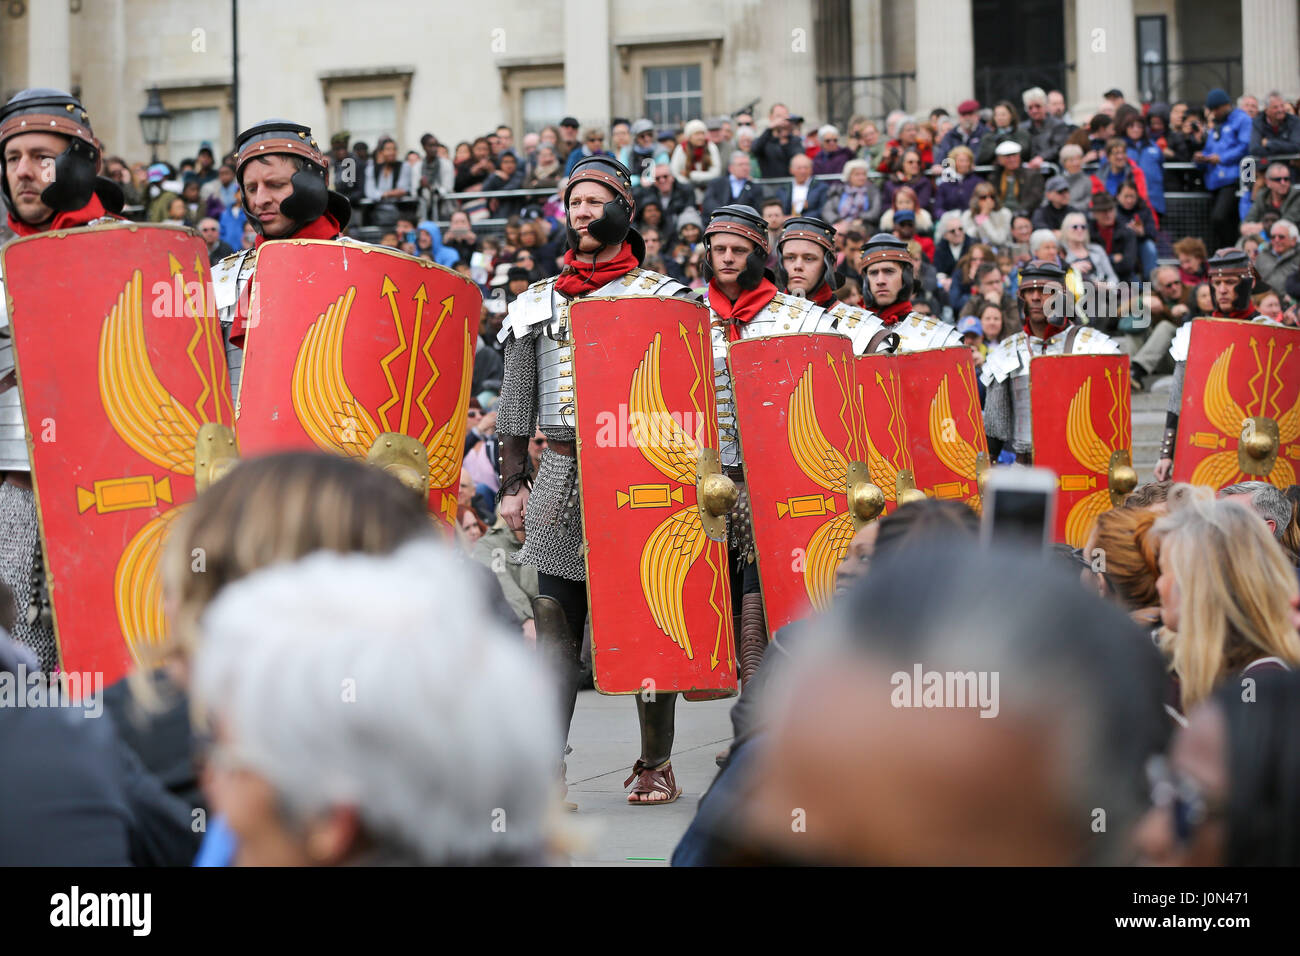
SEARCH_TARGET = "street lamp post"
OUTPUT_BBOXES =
[138,87,172,165]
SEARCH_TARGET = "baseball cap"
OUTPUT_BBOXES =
[995,140,1022,157]
[560,116,579,128]
[957,99,980,115]
[631,118,654,136]
[706,116,724,131]
[894,209,916,223]
[1103,88,1124,100]
[1046,175,1069,192]
[957,315,982,336]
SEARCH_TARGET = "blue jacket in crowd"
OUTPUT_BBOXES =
[1124,136,1166,214]
[1201,107,1253,192]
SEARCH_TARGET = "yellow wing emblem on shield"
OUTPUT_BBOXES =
[291,287,382,458]
[424,320,474,489]
[788,362,854,611]
[99,270,203,473]
[1060,376,1119,546]
[630,332,707,658]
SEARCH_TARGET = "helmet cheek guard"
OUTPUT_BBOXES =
[703,204,772,289]
[0,88,118,219]
[563,156,637,254]
[775,215,841,296]
[1207,249,1258,312]
[858,233,916,310]
[279,163,328,224]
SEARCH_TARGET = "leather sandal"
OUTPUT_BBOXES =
[624,758,682,806]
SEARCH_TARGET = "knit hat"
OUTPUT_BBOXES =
[683,119,708,139]
[1205,88,1231,110]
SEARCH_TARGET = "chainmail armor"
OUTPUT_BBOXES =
[0,482,56,672]
[1167,360,1185,418]
[983,378,1013,448]
[498,327,539,438]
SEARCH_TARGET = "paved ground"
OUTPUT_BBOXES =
[560,378,1171,866]
[563,689,733,866]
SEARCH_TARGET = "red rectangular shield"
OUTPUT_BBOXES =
[569,296,736,695]
[237,240,478,524]
[899,347,990,511]
[730,333,876,638]
[2,223,234,682]
[855,352,917,513]
[1030,353,1133,545]
[1173,319,1300,490]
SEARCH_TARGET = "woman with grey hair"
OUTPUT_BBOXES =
[193,542,563,866]
[1060,210,1118,284]
[1058,144,1094,211]
[821,159,881,225]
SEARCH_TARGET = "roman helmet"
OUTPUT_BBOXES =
[562,154,643,261]
[776,215,840,295]
[1207,247,1258,312]
[235,119,352,235]
[703,204,771,290]
[0,88,123,220]
[1016,258,1068,322]
[858,233,915,309]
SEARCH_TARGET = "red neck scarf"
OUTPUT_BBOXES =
[254,211,341,248]
[807,281,835,307]
[710,278,778,341]
[554,243,640,298]
[1028,318,1069,343]
[1213,307,1257,321]
[7,193,108,237]
[876,300,913,326]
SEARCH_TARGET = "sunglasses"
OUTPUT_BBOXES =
[1268,176,1291,183]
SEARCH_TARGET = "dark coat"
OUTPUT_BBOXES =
[636,180,695,221]
[752,127,805,179]
[989,166,1044,216]
[1251,112,1300,158]
[932,173,982,219]
[1089,218,1140,283]
[701,176,766,220]
[1031,201,1071,232]
[778,178,830,216]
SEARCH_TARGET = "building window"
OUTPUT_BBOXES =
[644,65,702,126]
[319,70,414,150]
[1137,16,1168,105]
[168,107,221,164]
[341,96,397,147]
[522,86,565,134]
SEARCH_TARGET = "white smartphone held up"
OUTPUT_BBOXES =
[980,466,1057,551]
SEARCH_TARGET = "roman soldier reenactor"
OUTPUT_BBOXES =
[213,119,355,400]
[496,156,695,806]
[981,260,1120,463]
[0,88,125,671]
[1154,249,1283,482]
[776,218,962,354]
[852,233,964,352]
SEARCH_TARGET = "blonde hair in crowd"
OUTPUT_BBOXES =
[156,451,434,667]
[1154,484,1300,710]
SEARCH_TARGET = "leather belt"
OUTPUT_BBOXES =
[548,439,576,457]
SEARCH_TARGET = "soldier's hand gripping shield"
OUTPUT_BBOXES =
[1030,353,1135,546]
[568,295,737,696]
[728,333,883,639]
[1,224,237,682]
[1172,320,1300,490]
[235,241,478,523]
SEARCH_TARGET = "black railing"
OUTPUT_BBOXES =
[817,73,915,131]
[1137,56,1242,108]
[975,62,1074,110]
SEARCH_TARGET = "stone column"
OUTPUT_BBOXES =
[851,0,885,118]
[1073,0,1137,118]
[1242,0,1300,100]
[913,0,973,113]
[563,0,611,129]
[26,0,71,91]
